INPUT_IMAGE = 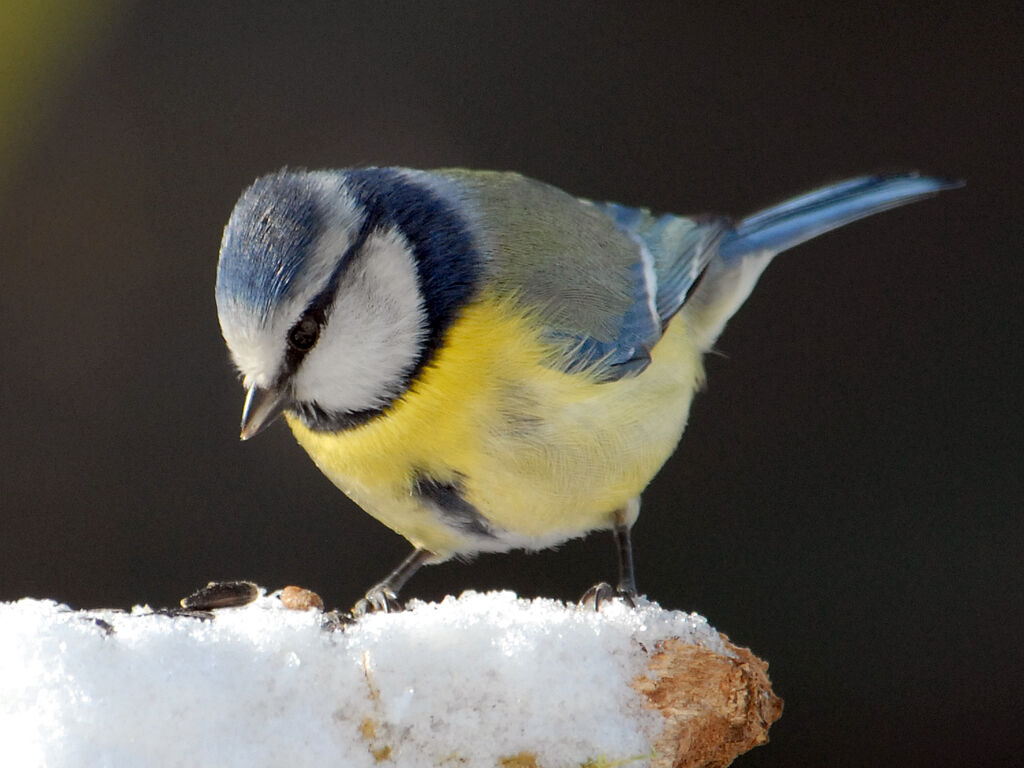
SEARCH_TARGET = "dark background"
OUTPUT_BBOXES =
[2,2,1021,766]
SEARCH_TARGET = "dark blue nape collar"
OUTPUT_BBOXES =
[344,168,483,362]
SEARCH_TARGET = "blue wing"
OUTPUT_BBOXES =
[449,170,958,383]
[444,170,727,381]
[568,203,727,379]
[595,203,728,323]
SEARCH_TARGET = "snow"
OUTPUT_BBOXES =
[0,589,728,768]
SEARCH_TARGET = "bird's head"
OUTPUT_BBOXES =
[215,168,481,438]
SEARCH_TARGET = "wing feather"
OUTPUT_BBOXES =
[440,170,722,380]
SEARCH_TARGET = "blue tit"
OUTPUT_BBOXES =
[215,168,958,612]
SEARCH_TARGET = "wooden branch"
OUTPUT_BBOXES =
[0,588,781,767]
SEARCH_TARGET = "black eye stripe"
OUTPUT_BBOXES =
[281,216,376,377]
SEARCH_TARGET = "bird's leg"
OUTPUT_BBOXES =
[613,514,638,599]
[352,547,436,617]
[580,500,640,609]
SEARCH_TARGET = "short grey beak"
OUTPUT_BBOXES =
[239,385,287,441]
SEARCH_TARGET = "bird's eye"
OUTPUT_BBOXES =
[287,317,320,352]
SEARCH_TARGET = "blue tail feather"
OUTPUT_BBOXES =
[718,174,962,260]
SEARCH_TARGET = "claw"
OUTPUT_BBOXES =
[351,584,404,617]
[580,503,641,610]
[348,547,433,618]
[579,582,638,610]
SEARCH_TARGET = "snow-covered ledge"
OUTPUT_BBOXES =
[0,588,781,767]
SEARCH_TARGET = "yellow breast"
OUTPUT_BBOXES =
[286,295,704,556]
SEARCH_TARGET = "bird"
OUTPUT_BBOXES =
[215,167,958,614]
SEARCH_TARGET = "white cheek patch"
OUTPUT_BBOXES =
[293,228,428,413]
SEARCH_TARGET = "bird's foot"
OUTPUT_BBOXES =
[351,584,404,617]
[578,582,638,610]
